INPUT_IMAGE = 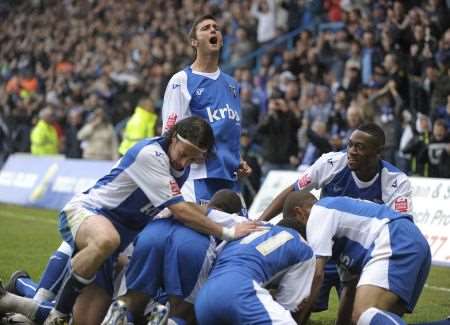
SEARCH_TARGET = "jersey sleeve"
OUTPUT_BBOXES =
[125,145,184,208]
[306,204,338,257]
[275,257,316,312]
[381,171,413,213]
[161,71,192,133]
[293,152,346,192]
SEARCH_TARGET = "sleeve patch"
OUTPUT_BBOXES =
[394,197,409,212]
[170,180,181,196]
[298,174,312,189]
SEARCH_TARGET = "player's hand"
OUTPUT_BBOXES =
[222,221,266,240]
[237,160,252,178]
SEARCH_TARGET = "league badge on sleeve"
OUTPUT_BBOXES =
[298,174,312,189]
[169,180,181,196]
[394,197,409,212]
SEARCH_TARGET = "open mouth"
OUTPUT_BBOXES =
[209,36,218,45]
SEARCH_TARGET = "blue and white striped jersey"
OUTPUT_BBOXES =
[78,137,187,230]
[307,196,413,275]
[294,151,412,213]
[211,225,316,311]
[162,67,241,181]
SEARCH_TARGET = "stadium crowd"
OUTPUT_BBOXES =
[1,0,450,204]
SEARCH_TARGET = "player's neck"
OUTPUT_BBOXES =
[192,55,219,73]
[355,166,378,182]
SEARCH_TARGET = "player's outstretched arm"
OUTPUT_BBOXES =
[258,184,295,221]
[336,277,359,325]
[295,256,328,324]
[169,201,261,240]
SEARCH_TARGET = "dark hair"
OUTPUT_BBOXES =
[208,189,243,214]
[189,14,217,41]
[281,191,317,239]
[164,116,215,155]
[357,123,386,148]
[278,218,306,239]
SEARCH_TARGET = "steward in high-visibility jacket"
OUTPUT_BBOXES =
[30,107,59,155]
[118,100,158,156]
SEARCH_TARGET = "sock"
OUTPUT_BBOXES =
[53,271,95,315]
[15,277,38,299]
[358,307,406,325]
[33,300,54,323]
[0,292,38,320]
[36,241,72,302]
[127,310,134,322]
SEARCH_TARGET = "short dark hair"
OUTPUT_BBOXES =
[357,123,386,148]
[281,191,317,239]
[165,116,215,155]
[278,218,306,239]
[208,189,243,214]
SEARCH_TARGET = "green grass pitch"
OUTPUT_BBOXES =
[0,203,449,323]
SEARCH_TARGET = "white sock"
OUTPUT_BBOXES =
[33,288,54,303]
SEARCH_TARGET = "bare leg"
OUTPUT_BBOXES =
[72,284,111,325]
[352,285,405,325]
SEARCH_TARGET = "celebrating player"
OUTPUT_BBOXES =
[162,14,251,205]
[195,193,317,325]
[38,117,259,325]
[284,193,431,325]
[258,123,412,322]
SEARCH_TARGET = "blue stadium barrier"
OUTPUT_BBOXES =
[0,153,114,210]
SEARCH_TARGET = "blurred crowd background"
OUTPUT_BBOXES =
[1,0,450,204]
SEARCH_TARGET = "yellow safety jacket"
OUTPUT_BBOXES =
[30,120,59,155]
[119,106,158,155]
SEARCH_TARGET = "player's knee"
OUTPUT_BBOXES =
[91,232,120,257]
[354,307,404,325]
[352,305,367,325]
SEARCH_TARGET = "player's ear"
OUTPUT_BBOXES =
[191,38,198,47]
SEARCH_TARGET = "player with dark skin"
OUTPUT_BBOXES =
[258,128,384,222]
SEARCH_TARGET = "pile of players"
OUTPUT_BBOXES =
[0,14,443,325]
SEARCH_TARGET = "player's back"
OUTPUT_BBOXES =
[210,225,313,284]
[309,196,413,272]
[78,137,187,229]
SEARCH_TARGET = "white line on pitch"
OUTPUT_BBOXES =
[425,284,450,293]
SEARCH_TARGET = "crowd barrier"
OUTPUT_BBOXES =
[249,170,450,267]
[0,154,114,210]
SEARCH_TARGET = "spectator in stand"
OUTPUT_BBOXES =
[367,80,403,164]
[250,0,277,45]
[30,107,59,156]
[360,30,383,85]
[403,113,433,176]
[64,107,84,159]
[118,97,158,156]
[78,108,118,161]
[240,87,260,137]
[257,92,300,177]
[432,94,450,129]
[427,118,450,177]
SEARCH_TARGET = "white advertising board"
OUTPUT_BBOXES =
[249,171,450,267]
